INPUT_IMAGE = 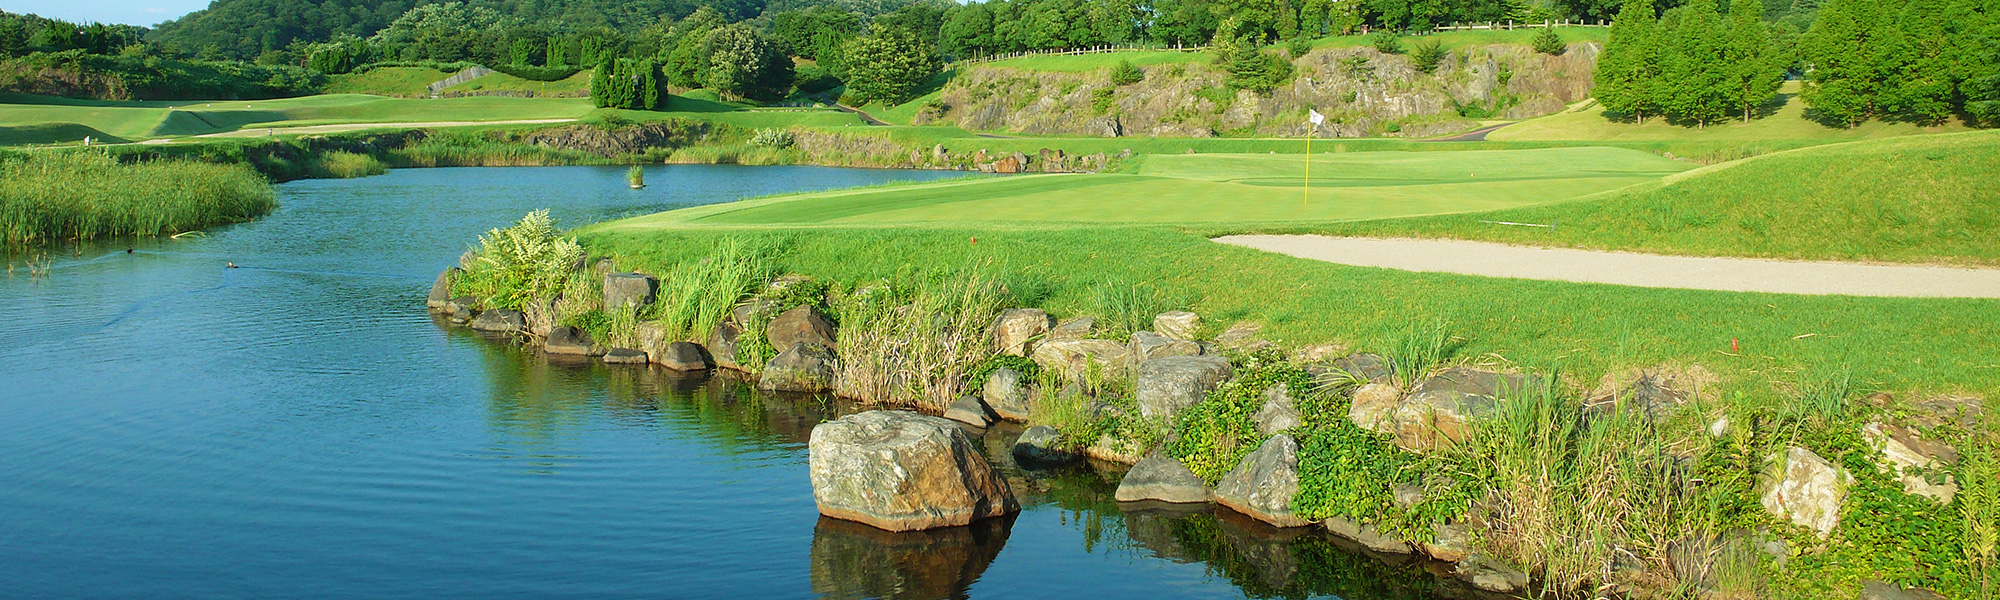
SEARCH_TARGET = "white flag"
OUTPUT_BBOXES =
[1308,109,1325,126]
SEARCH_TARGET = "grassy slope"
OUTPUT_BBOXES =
[1316,130,2000,266]
[0,94,597,143]
[1494,82,1973,142]
[323,67,454,97]
[631,147,1687,225]
[443,71,593,95]
[974,27,1613,73]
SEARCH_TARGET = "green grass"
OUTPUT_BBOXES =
[323,66,454,97]
[973,28,1613,73]
[443,70,593,96]
[1316,130,2000,266]
[1313,26,1611,52]
[1494,82,1974,142]
[0,150,273,244]
[979,50,1211,72]
[0,93,595,144]
[617,147,1688,225]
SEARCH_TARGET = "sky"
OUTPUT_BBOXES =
[3,0,212,27]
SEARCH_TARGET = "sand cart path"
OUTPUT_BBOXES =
[1216,235,2000,298]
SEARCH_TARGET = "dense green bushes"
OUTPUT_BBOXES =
[0,150,273,245]
[0,50,323,100]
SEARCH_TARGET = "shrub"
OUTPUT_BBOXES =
[965,354,1041,391]
[1371,31,1403,54]
[793,64,841,94]
[1286,37,1313,59]
[1532,26,1566,55]
[1087,279,1184,338]
[1411,39,1445,74]
[1109,59,1144,85]
[1091,88,1116,114]
[490,64,582,81]
[453,210,584,310]
[750,128,796,148]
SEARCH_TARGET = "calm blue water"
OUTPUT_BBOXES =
[0,164,1446,599]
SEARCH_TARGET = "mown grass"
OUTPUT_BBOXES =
[0,93,595,143]
[443,70,593,96]
[0,150,273,244]
[616,147,1687,225]
[1314,130,2000,266]
[322,66,454,97]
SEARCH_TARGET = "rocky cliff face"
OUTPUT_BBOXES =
[926,42,1598,138]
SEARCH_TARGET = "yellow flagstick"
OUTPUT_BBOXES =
[1304,108,1324,207]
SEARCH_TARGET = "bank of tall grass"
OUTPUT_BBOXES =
[0,151,273,245]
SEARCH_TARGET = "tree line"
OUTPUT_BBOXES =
[1595,0,1999,128]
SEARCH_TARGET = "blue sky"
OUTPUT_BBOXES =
[4,0,211,27]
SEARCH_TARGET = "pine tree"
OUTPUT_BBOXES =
[588,55,612,108]
[1800,0,1894,126]
[1660,0,1731,128]
[546,38,566,67]
[1723,0,1787,121]
[639,59,662,110]
[1595,0,1664,124]
[1881,0,1956,124]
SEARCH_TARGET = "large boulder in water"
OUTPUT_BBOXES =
[655,341,713,371]
[1136,355,1232,420]
[982,367,1034,422]
[426,268,459,310]
[1011,425,1078,465]
[1116,451,1213,504]
[809,410,1019,531]
[759,343,836,393]
[545,325,603,356]
[1215,434,1310,527]
[708,321,746,371]
[469,308,525,334]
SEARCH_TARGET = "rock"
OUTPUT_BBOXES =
[1011,425,1078,465]
[545,325,603,356]
[1030,338,1131,379]
[602,272,659,313]
[1348,383,1402,434]
[808,410,1018,531]
[1454,553,1529,593]
[1585,366,1714,421]
[1153,311,1201,340]
[442,296,480,324]
[1129,331,1200,362]
[1085,433,1146,464]
[632,322,670,361]
[1086,115,1122,137]
[808,514,1010,600]
[708,321,745,371]
[1419,521,1474,562]
[1909,395,1984,430]
[1214,321,1266,350]
[1863,421,1960,503]
[767,306,837,351]
[1322,516,1411,554]
[1136,355,1233,421]
[760,343,837,393]
[1329,352,1394,383]
[655,341,712,371]
[992,308,1053,356]
[426,268,458,310]
[944,396,996,427]
[982,367,1034,422]
[1046,317,1097,341]
[468,308,525,334]
[1861,580,1951,600]
[1392,483,1424,509]
[603,347,648,364]
[1708,416,1731,438]
[1759,446,1851,538]
[1252,383,1303,436]
[1116,451,1213,503]
[1392,367,1542,451]
[1294,343,1349,363]
[1214,434,1310,527]
[992,155,1021,174]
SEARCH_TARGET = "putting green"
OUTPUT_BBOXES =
[620,146,1692,226]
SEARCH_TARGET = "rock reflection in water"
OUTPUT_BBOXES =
[809,515,1013,600]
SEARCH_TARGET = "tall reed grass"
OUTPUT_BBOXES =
[834,266,1007,411]
[305,151,387,178]
[641,237,771,342]
[0,151,273,245]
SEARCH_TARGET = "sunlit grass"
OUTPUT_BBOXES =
[0,150,272,245]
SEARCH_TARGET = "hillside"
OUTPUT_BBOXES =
[921,42,1598,138]
[1318,130,2000,266]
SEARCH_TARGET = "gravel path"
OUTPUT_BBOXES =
[1215,234,2000,298]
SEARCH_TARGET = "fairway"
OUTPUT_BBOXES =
[622,147,1690,226]
[0,93,596,144]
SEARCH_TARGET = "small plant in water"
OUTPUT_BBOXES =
[627,165,645,189]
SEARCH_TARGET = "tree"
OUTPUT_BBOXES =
[1722,0,1786,121]
[639,58,663,110]
[589,55,615,108]
[843,25,941,105]
[938,3,995,58]
[1800,0,1894,126]
[1110,59,1145,85]
[1965,1,2000,126]
[1879,0,1957,124]
[704,23,795,101]
[1532,25,1567,54]
[1411,38,1445,72]
[1594,0,1664,123]
[1658,0,1731,127]
[546,37,568,67]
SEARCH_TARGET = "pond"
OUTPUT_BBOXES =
[0,164,1455,598]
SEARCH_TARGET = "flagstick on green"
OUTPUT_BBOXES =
[1305,108,1324,206]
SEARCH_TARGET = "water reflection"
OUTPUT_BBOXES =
[810,515,1014,600]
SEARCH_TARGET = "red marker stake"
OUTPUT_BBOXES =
[1730,338,1739,353]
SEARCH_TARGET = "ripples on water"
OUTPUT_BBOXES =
[0,165,1453,599]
